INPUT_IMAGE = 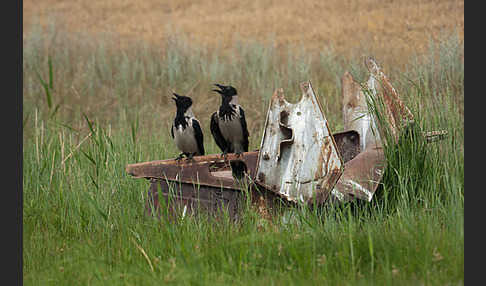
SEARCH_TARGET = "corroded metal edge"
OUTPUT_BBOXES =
[254,81,344,205]
[126,151,259,190]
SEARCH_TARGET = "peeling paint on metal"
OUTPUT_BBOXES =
[342,71,381,151]
[255,81,344,204]
[346,180,374,202]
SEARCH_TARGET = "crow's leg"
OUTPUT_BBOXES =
[185,152,196,162]
[221,149,229,161]
[175,153,185,162]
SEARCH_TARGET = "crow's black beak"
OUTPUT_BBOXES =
[172,93,180,101]
[214,83,226,90]
[213,83,225,94]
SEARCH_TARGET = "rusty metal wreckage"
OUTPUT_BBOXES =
[125,57,448,220]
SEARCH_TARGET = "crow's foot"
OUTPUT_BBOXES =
[175,153,185,163]
[185,153,196,162]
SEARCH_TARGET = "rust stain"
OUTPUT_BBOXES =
[365,57,414,143]
[320,169,343,197]
[126,151,259,190]
[315,136,332,181]
[258,172,266,183]
[256,81,344,204]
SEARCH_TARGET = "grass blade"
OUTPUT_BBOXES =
[48,55,54,89]
[34,67,52,109]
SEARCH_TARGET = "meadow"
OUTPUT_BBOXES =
[23,13,463,286]
[23,0,464,69]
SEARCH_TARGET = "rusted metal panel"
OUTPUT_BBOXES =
[330,143,385,202]
[332,58,447,203]
[146,178,243,220]
[342,71,381,151]
[332,65,388,203]
[365,57,415,143]
[127,151,285,220]
[145,176,286,221]
[255,81,344,205]
[126,151,259,190]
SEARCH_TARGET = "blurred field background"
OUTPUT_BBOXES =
[23,0,463,285]
[23,0,463,66]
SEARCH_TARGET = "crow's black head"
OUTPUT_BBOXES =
[213,84,237,97]
[172,93,193,111]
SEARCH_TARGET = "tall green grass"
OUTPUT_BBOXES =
[23,23,463,285]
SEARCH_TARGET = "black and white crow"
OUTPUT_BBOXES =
[210,84,249,158]
[171,93,205,161]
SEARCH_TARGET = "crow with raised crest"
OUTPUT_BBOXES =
[171,93,205,161]
[210,84,249,158]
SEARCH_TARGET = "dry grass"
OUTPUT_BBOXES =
[22,0,464,149]
[23,0,463,67]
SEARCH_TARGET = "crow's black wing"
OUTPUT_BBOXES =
[192,118,205,156]
[210,112,228,153]
[171,123,174,139]
[239,107,250,152]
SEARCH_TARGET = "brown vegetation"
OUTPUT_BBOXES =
[24,0,463,67]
